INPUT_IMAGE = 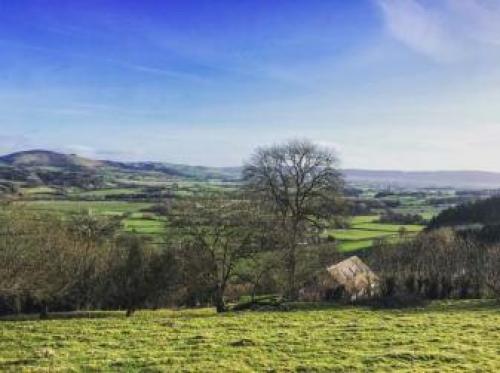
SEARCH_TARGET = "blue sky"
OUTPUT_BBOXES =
[1,0,500,170]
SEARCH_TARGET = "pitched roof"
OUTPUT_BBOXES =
[325,256,379,291]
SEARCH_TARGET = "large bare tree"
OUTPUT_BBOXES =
[243,139,345,298]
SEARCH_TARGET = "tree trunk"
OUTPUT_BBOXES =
[286,245,297,300]
[215,300,226,313]
[214,286,226,313]
[39,302,49,319]
[126,307,135,317]
[285,220,300,301]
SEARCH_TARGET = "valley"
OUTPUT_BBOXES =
[1,150,496,253]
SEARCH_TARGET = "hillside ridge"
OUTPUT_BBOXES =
[3,150,500,187]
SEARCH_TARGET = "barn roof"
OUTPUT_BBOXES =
[325,256,378,290]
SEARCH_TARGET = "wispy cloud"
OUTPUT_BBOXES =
[375,0,458,62]
[114,60,209,83]
[375,0,500,62]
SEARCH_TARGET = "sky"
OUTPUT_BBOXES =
[1,0,500,170]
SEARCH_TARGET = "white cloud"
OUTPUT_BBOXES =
[376,0,458,62]
[376,0,500,62]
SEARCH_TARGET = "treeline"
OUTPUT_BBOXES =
[3,203,498,317]
[349,198,400,215]
[370,195,500,301]
[0,207,178,316]
[368,229,500,301]
[428,195,500,229]
[378,210,426,225]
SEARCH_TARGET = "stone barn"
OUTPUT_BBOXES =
[299,256,380,301]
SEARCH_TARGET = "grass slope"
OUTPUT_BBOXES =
[1,300,498,371]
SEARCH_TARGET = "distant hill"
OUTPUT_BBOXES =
[0,150,104,169]
[0,150,241,184]
[343,169,500,189]
[0,150,112,189]
[159,163,242,181]
[2,150,500,188]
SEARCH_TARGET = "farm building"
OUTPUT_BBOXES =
[299,256,380,301]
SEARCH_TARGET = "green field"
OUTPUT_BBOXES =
[124,217,167,235]
[9,200,161,237]
[337,240,376,252]
[330,229,394,241]
[11,186,433,252]
[11,201,428,252]
[355,223,422,232]
[74,188,144,197]
[1,300,498,371]
[20,186,59,195]
[394,208,441,221]
[328,215,424,252]
[15,200,152,216]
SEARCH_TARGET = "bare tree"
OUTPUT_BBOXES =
[0,206,176,316]
[1,207,87,316]
[368,229,490,300]
[484,245,500,298]
[169,195,261,312]
[67,211,121,309]
[0,206,119,316]
[243,139,345,298]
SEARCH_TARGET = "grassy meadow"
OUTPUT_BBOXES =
[1,300,499,371]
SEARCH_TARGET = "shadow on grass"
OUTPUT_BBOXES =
[0,359,38,368]
[2,299,497,322]
[231,298,349,313]
[420,299,500,312]
[0,310,125,322]
[231,298,499,314]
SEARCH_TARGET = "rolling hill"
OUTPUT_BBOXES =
[2,150,500,188]
[0,150,241,185]
[0,150,103,169]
